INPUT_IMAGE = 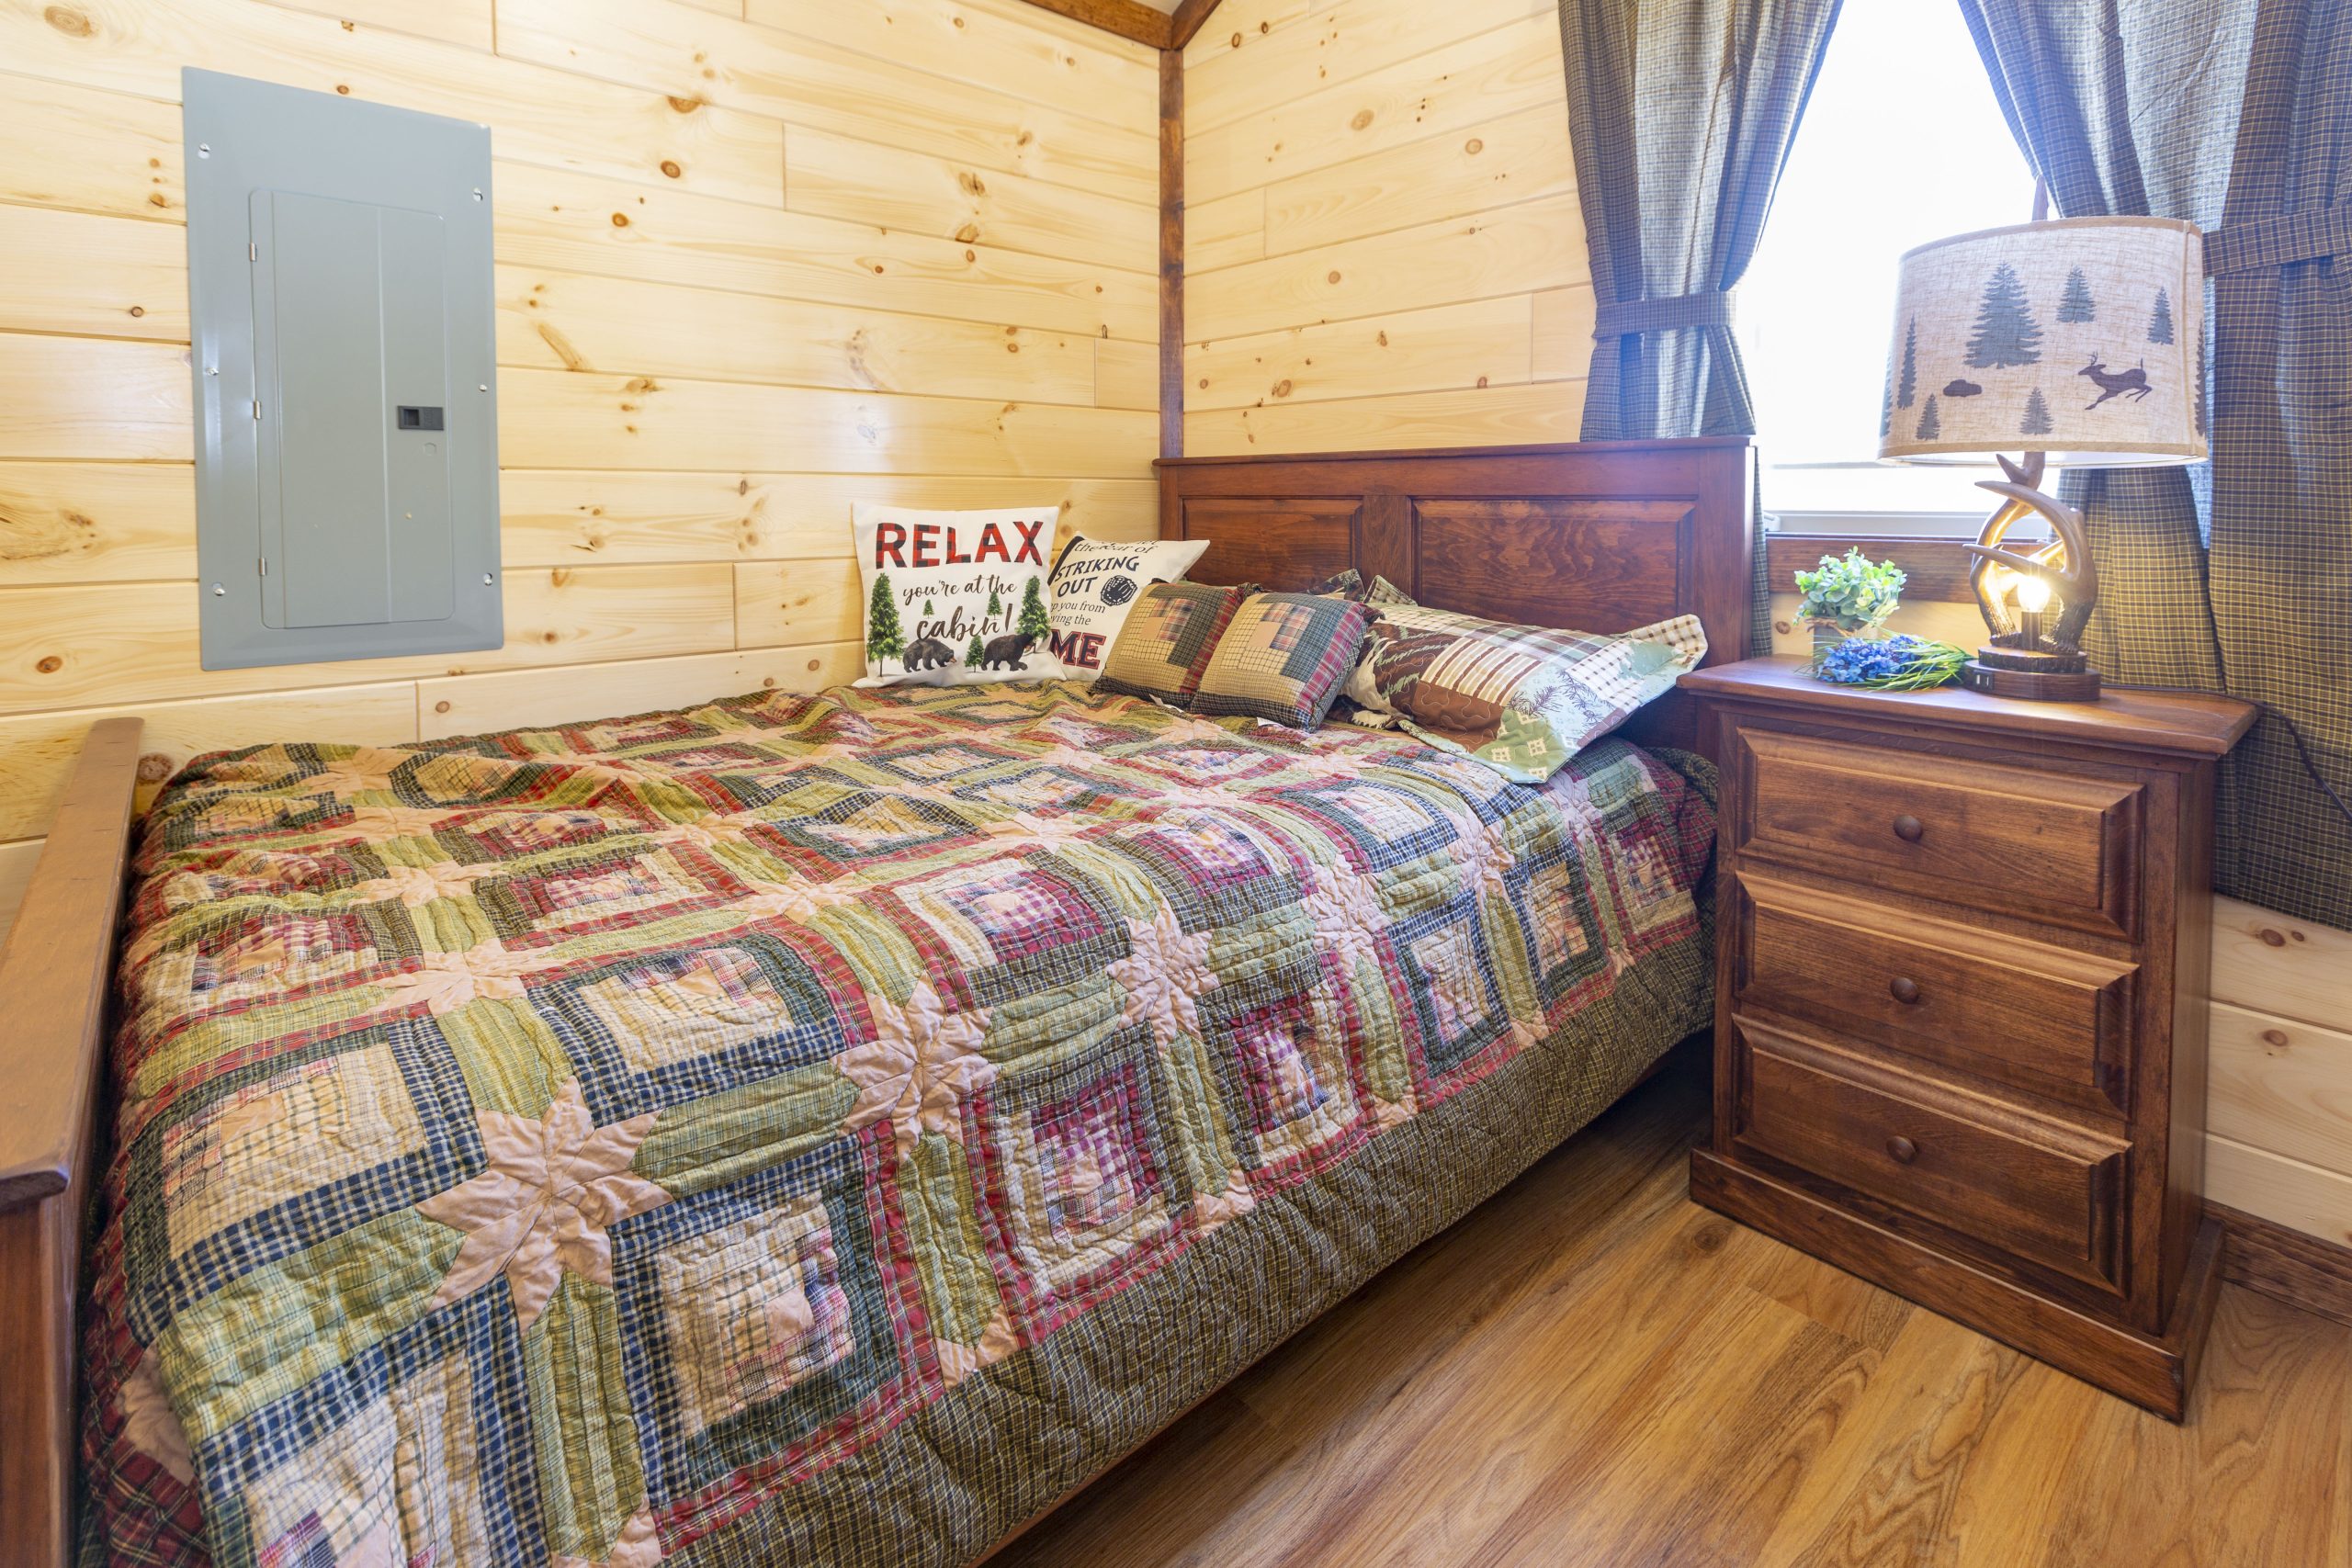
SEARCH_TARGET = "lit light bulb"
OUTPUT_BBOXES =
[2015,575,2053,613]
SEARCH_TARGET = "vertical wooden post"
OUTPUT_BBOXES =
[1159,46,1184,461]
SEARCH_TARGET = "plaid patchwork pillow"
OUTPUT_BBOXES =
[1193,592,1374,728]
[1361,607,1709,782]
[1095,581,1246,706]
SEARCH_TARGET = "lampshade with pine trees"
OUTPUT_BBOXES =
[1877,216,2206,467]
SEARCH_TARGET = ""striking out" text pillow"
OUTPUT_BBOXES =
[1045,534,1212,681]
[853,503,1066,687]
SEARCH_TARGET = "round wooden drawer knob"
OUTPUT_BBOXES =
[1890,976,1922,1005]
[1892,814,1926,843]
[1886,1135,1918,1165]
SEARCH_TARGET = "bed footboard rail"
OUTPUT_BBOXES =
[0,717,145,1568]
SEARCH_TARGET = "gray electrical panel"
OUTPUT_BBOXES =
[185,70,501,670]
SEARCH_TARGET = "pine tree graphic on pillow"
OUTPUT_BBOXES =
[867,572,905,671]
[1019,577,1052,642]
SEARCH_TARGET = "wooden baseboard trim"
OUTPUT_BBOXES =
[2210,1201,2352,1329]
[1691,1150,2220,1421]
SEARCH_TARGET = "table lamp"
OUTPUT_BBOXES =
[1878,217,2207,700]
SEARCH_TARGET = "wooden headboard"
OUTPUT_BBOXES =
[1155,437,1754,752]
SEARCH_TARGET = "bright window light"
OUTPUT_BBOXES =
[1739,4,2039,530]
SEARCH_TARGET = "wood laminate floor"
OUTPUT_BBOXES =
[999,1044,2352,1568]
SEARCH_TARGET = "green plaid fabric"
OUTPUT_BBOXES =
[1962,0,2352,931]
[1556,0,1844,657]
[2206,0,2352,928]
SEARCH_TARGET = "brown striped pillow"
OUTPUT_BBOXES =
[1354,607,1708,781]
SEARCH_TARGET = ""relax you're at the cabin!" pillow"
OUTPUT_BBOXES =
[853,503,1066,687]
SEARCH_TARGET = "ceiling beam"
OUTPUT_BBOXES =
[1006,0,1230,58]
[1168,0,1222,50]
[1010,0,1176,49]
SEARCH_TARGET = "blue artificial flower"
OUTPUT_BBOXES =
[1815,634,1927,685]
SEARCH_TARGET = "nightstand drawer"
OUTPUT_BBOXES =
[1734,728,2142,937]
[1733,1024,2127,1289]
[1735,877,2137,1116]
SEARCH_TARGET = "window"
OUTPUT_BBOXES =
[1738,4,2039,535]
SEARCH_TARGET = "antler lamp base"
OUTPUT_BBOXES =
[1961,646,2101,701]
[1957,452,2105,703]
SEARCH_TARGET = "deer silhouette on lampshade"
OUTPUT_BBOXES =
[1878,217,2208,700]
[2079,355,2154,410]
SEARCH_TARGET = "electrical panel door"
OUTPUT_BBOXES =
[185,70,500,669]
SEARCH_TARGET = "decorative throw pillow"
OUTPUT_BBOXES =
[1328,572,1419,721]
[1193,592,1374,728]
[853,503,1065,686]
[1046,534,1212,681]
[1094,581,1246,706]
[1360,607,1708,782]
[1309,569,1419,608]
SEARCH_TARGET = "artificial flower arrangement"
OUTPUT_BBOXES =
[1794,547,1907,639]
[1792,547,1967,689]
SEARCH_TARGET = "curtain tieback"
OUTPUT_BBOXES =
[2205,204,2351,275]
[1590,289,1736,339]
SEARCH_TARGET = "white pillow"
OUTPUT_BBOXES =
[1044,535,1212,682]
[853,504,1066,686]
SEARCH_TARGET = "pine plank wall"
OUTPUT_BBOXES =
[0,0,1163,918]
[0,0,2345,1254]
[1180,0,1592,456]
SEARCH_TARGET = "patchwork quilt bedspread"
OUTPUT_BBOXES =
[81,680,1714,1568]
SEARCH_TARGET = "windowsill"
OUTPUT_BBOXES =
[1765,510,2050,544]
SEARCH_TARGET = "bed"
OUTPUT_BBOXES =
[0,437,1753,1568]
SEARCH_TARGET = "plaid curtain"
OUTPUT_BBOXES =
[1963,0,2352,931]
[2205,0,2352,928]
[1557,0,1844,655]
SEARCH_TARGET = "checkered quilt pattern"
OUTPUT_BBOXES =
[80,680,1714,1568]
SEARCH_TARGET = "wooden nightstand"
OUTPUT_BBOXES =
[1681,657,2257,1420]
